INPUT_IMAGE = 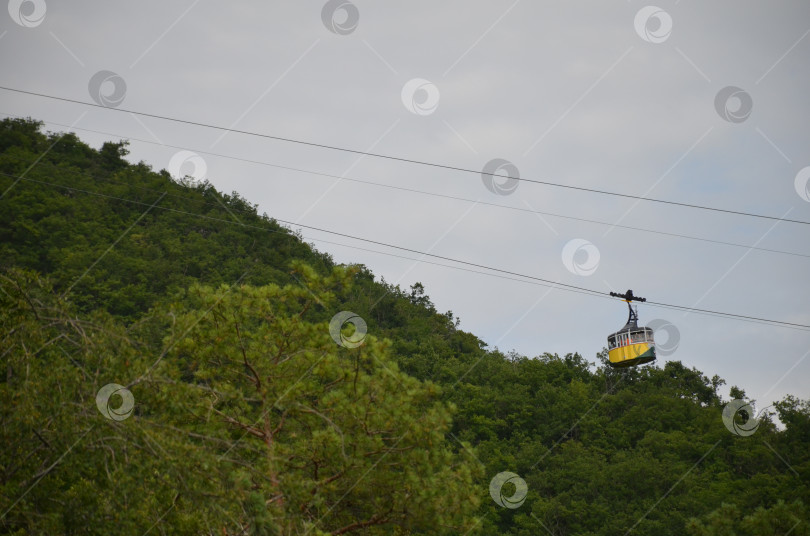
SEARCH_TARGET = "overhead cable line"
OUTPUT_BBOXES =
[2,170,808,331]
[2,85,809,226]
[2,113,808,260]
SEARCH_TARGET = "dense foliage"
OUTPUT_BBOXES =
[1,118,808,535]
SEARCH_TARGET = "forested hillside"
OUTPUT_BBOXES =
[1,118,808,535]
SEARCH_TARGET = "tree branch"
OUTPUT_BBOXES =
[234,321,261,391]
[331,514,390,535]
[213,408,265,440]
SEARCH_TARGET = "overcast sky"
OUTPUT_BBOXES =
[2,0,809,412]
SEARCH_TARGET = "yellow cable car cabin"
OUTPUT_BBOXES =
[607,290,656,368]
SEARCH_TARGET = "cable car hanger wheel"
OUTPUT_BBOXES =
[607,290,656,368]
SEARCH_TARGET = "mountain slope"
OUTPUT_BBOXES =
[1,117,808,535]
